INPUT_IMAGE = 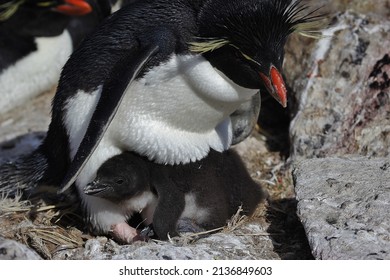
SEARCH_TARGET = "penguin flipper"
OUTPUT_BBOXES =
[150,167,185,240]
[58,45,159,194]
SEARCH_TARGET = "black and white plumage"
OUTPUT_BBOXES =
[84,149,266,241]
[0,0,320,233]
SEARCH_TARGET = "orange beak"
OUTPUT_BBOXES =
[259,65,287,108]
[53,0,92,16]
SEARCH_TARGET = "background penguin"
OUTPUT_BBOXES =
[0,0,136,114]
[83,149,266,243]
[0,0,321,234]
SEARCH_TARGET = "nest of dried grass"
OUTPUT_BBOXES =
[0,192,86,259]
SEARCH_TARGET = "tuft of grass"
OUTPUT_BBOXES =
[0,193,85,259]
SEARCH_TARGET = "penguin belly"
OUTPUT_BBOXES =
[63,54,257,232]
[0,30,73,114]
[112,54,258,164]
[179,193,211,225]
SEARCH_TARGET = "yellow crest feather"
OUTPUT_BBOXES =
[295,19,330,39]
[189,39,230,54]
[0,0,25,21]
[287,1,329,40]
[37,1,56,7]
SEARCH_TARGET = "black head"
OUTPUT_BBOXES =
[84,152,150,202]
[0,0,93,38]
[194,0,322,107]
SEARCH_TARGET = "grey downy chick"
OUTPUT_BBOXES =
[84,149,267,243]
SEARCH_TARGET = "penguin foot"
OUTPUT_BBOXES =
[109,222,144,244]
[139,224,155,239]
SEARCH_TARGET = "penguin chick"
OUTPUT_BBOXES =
[83,151,157,243]
[84,149,266,242]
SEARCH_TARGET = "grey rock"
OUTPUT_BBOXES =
[293,157,390,260]
[0,237,42,260]
[290,11,390,159]
[300,0,390,20]
[288,10,390,260]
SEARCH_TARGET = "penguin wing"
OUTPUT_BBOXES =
[58,45,159,194]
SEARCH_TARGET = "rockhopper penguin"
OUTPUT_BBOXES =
[0,0,321,235]
[84,149,266,243]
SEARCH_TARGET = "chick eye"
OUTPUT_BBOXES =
[116,178,124,185]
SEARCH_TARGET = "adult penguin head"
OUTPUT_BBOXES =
[0,0,92,22]
[194,0,322,108]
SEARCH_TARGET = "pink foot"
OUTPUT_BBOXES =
[110,222,144,244]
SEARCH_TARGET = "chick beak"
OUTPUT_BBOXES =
[259,65,287,108]
[53,0,92,16]
[84,181,105,195]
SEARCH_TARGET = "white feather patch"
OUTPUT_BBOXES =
[109,54,258,164]
[110,0,123,13]
[180,193,210,224]
[63,86,102,160]
[84,191,157,233]
[0,30,73,114]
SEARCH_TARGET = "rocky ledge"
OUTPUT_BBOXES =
[289,10,390,259]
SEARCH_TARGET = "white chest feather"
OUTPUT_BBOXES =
[110,0,123,13]
[83,191,157,233]
[112,54,257,164]
[65,54,257,166]
[63,54,257,231]
[0,30,73,114]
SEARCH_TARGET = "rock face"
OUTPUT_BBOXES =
[289,11,390,259]
[290,12,390,159]
[293,157,390,260]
